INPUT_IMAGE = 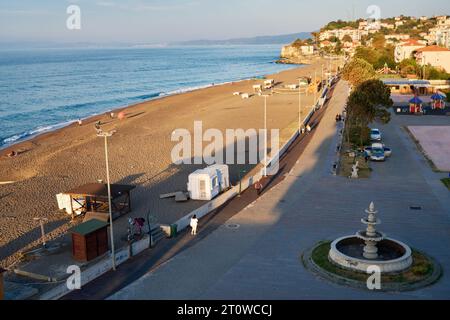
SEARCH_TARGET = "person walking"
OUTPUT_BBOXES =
[190,215,199,235]
[254,180,263,196]
[306,124,312,134]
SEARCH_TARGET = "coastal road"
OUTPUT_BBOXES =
[62,80,340,300]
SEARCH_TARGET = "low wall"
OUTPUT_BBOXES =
[40,235,150,300]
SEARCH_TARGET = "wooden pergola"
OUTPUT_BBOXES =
[64,183,135,221]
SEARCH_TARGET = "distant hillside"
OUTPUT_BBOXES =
[172,32,311,46]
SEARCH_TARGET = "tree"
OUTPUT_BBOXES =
[342,35,353,43]
[371,32,386,49]
[345,79,393,146]
[398,58,418,76]
[342,58,376,87]
[311,32,320,44]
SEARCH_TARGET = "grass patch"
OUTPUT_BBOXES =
[338,139,371,178]
[311,241,434,284]
[441,178,450,190]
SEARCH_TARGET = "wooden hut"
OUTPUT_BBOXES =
[409,96,423,113]
[69,219,109,262]
[63,183,135,221]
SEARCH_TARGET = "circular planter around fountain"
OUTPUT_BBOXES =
[302,241,441,292]
[329,236,413,273]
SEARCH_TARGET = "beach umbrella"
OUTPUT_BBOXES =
[409,96,423,104]
[431,92,445,100]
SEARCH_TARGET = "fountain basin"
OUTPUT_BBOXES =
[329,236,413,273]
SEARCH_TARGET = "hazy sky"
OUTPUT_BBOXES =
[0,0,449,44]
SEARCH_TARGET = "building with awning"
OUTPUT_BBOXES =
[382,79,432,95]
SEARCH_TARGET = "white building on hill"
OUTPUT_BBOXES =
[415,45,450,72]
[395,40,427,63]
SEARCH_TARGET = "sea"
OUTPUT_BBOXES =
[0,45,297,149]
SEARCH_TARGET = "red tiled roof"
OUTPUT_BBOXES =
[416,45,450,52]
[399,39,424,46]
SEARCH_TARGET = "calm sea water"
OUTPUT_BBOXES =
[0,45,296,148]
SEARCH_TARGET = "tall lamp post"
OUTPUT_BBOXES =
[298,78,303,135]
[238,169,247,197]
[261,93,272,177]
[97,129,117,271]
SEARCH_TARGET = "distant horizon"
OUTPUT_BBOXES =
[0,31,314,50]
[1,0,449,44]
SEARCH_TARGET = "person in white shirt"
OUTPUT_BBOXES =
[190,215,199,235]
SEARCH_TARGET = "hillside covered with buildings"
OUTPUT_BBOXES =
[281,14,450,81]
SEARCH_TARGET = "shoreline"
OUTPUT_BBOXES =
[0,65,301,153]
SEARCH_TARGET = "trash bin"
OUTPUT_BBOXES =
[170,224,178,238]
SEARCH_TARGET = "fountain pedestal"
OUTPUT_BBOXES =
[357,202,385,259]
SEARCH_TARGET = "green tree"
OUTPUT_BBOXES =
[398,58,418,76]
[342,58,376,87]
[342,35,353,43]
[371,32,386,49]
[345,79,393,146]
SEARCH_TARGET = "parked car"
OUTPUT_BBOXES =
[364,143,392,161]
[370,143,386,161]
[370,128,382,141]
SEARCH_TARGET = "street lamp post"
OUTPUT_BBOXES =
[97,129,117,271]
[238,169,247,197]
[314,70,318,107]
[264,95,268,177]
[260,93,271,177]
[298,79,302,135]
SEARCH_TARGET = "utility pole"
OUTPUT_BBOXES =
[314,70,317,106]
[298,79,302,134]
[264,95,268,177]
[97,129,117,271]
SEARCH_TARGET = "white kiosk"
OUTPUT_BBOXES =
[187,164,230,201]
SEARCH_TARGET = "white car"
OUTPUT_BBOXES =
[364,143,392,161]
[370,143,386,161]
[370,129,382,141]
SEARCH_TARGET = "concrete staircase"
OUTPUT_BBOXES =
[150,225,166,246]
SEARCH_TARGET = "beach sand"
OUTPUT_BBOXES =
[0,58,332,268]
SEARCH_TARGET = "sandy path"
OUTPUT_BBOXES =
[0,59,330,268]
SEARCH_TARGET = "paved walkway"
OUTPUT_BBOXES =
[110,82,450,300]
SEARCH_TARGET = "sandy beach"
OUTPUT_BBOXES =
[0,58,330,268]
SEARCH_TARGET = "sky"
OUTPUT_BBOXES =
[0,0,449,44]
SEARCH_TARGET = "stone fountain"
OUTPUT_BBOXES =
[357,202,385,259]
[329,202,413,273]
